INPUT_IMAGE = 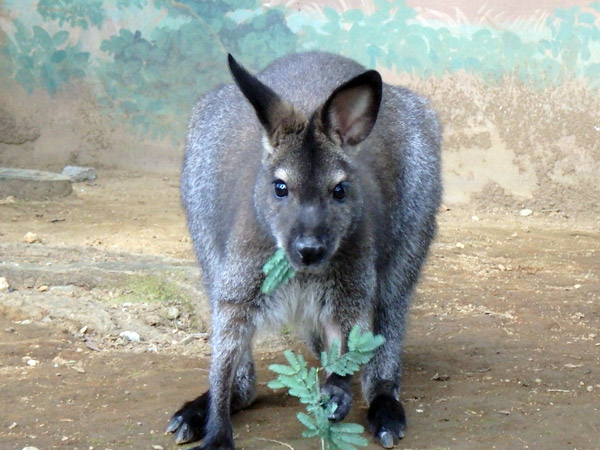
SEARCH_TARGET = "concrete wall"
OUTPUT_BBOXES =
[1,0,598,214]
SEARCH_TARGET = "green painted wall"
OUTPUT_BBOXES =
[1,0,599,141]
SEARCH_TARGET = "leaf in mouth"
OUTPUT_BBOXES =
[261,248,296,294]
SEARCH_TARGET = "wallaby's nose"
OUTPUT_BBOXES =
[295,237,326,266]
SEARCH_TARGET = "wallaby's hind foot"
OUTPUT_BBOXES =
[166,391,209,444]
[167,391,235,449]
[368,394,407,449]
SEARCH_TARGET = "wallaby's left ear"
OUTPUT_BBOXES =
[321,70,382,147]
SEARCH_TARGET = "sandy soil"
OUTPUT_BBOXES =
[0,171,598,450]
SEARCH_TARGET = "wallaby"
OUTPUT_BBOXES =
[167,51,442,449]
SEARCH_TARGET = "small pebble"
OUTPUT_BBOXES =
[0,277,9,291]
[167,306,180,320]
[431,373,450,381]
[38,285,49,292]
[455,242,465,249]
[145,314,162,326]
[24,232,40,244]
[471,215,480,221]
[119,331,141,343]
[71,364,86,374]
[519,208,533,217]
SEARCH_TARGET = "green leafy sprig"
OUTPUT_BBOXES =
[261,248,296,295]
[268,325,385,450]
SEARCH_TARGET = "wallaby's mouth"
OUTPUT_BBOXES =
[288,255,331,273]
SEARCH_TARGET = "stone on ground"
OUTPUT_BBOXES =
[0,168,72,200]
[61,165,97,182]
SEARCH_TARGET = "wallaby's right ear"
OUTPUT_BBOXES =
[228,54,295,138]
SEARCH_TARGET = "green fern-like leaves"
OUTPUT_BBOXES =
[268,325,385,449]
[261,248,296,295]
[321,326,386,376]
[267,350,318,405]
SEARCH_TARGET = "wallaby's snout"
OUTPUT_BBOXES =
[288,204,332,268]
[294,235,327,266]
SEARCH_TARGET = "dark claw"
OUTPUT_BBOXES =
[321,374,353,422]
[165,415,182,434]
[167,392,210,445]
[322,388,352,422]
[368,394,406,448]
[377,429,404,448]
[174,422,192,444]
[326,403,340,421]
[377,430,395,449]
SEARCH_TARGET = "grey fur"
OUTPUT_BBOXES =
[174,51,441,449]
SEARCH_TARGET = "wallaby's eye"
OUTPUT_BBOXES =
[333,183,346,201]
[274,180,288,198]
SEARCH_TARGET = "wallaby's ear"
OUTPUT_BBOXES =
[321,70,382,147]
[228,54,294,137]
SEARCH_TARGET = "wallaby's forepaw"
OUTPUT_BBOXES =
[321,378,353,422]
[368,394,406,448]
[166,392,209,444]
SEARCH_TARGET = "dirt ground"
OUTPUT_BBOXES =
[0,171,598,450]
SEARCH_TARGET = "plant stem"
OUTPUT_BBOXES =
[316,368,326,450]
[315,368,321,401]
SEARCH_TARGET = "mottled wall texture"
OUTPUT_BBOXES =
[1,0,599,213]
